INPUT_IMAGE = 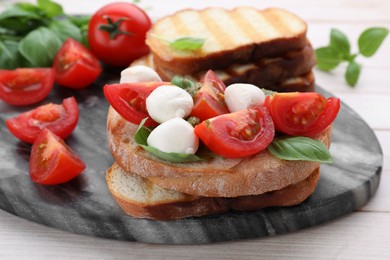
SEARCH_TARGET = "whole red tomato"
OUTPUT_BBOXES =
[88,2,152,67]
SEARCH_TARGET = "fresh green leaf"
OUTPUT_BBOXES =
[0,6,41,20]
[0,40,27,69]
[15,3,44,15]
[18,27,62,67]
[0,6,44,33]
[315,46,344,71]
[134,118,152,145]
[79,24,90,48]
[169,37,205,51]
[171,76,200,96]
[358,27,389,57]
[330,28,350,58]
[134,118,203,163]
[37,0,63,18]
[68,15,90,28]
[49,19,81,42]
[345,60,361,87]
[267,136,333,163]
[139,144,203,163]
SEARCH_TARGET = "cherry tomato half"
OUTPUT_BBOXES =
[264,92,340,137]
[194,106,275,158]
[30,128,86,185]
[88,2,152,67]
[104,82,169,126]
[190,70,229,122]
[6,97,79,144]
[53,38,102,89]
[0,68,54,106]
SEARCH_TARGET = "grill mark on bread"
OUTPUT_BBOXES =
[171,13,188,37]
[236,7,281,41]
[176,11,222,54]
[198,9,228,50]
[262,9,289,36]
[229,9,261,42]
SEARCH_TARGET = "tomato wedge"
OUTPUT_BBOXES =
[190,70,229,121]
[53,38,102,89]
[264,92,340,137]
[6,97,79,144]
[30,128,86,185]
[194,107,275,158]
[0,68,54,106]
[104,82,169,126]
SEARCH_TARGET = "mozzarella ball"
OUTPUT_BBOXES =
[224,83,266,112]
[146,85,193,123]
[119,65,162,83]
[147,117,199,154]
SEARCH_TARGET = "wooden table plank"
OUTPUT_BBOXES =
[0,210,389,259]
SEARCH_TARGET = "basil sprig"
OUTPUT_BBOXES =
[267,136,333,163]
[0,0,90,69]
[315,27,388,87]
[150,33,205,51]
[169,37,205,51]
[134,118,203,163]
[171,76,201,96]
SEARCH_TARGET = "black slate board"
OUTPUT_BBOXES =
[0,71,383,244]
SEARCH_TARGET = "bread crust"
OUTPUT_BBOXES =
[146,7,308,74]
[107,107,332,197]
[106,163,320,220]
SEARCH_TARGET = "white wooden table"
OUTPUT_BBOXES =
[1,0,389,258]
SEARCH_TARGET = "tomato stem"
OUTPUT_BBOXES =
[99,16,134,40]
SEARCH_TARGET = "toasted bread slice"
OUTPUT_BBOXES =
[106,162,320,220]
[107,107,332,197]
[156,66,315,93]
[146,7,308,74]
[132,44,316,92]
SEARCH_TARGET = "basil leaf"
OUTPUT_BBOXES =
[49,19,81,42]
[37,0,63,18]
[267,136,333,163]
[170,37,205,51]
[134,118,152,145]
[171,76,200,96]
[139,145,203,163]
[329,28,350,58]
[134,118,203,163]
[68,15,91,28]
[0,6,44,33]
[345,60,361,87]
[315,46,344,71]
[358,27,389,57]
[0,40,26,69]
[19,27,62,67]
[15,3,45,15]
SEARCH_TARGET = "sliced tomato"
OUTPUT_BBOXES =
[190,70,229,121]
[104,82,169,126]
[194,107,275,158]
[6,97,79,144]
[264,92,340,137]
[30,128,86,185]
[53,38,102,89]
[0,68,54,106]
